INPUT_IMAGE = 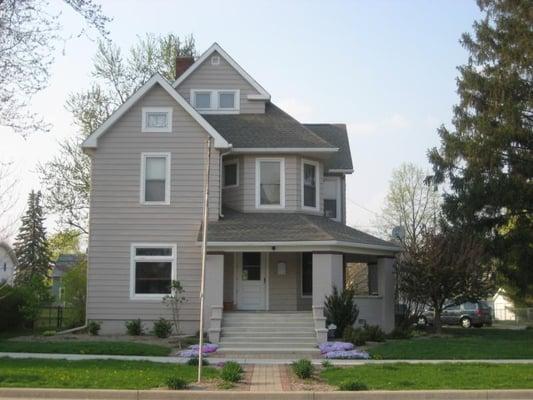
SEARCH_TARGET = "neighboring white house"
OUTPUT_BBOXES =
[0,242,16,285]
[491,289,516,321]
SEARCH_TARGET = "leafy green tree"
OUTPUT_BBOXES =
[48,229,82,261]
[13,191,51,285]
[428,0,533,306]
[39,34,196,235]
[62,257,87,325]
[18,276,53,329]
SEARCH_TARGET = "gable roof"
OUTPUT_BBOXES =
[203,103,336,151]
[82,74,230,150]
[173,43,271,100]
[304,124,354,173]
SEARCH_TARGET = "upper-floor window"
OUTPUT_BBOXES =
[256,158,285,209]
[142,107,172,133]
[141,153,170,205]
[302,159,319,210]
[191,89,240,113]
[130,244,176,299]
[323,176,341,221]
[223,159,239,188]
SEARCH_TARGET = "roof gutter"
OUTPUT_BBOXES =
[231,147,338,153]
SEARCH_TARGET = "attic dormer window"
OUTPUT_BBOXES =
[142,107,172,133]
[191,89,240,114]
[211,55,220,65]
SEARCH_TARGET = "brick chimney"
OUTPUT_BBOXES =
[175,56,195,79]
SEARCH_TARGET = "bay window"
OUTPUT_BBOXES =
[302,159,319,210]
[256,158,285,208]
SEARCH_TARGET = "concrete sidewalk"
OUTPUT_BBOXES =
[1,351,533,365]
[1,388,533,399]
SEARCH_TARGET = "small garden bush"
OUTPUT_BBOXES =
[0,285,26,332]
[187,356,209,366]
[165,376,188,390]
[153,318,172,338]
[388,326,413,340]
[324,286,359,338]
[291,359,314,379]
[220,361,243,383]
[87,320,101,336]
[343,326,367,346]
[338,379,368,391]
[125,319,143,336]
[363,325,385,342]
[321,360,333,369]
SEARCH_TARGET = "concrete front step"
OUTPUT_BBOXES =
[222,322,315,328]
[217,346,319,353]
[218,341,317,349]
[220,335,316,341]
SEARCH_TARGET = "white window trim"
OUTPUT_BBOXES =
[324,176,342,222]
[223,158,239,189]
[190,89,240,114]
[141,107,172,133]
[300,253,312,298]
[129,243,177,300]
[140,152,171,205]
[255,157,285,209]
[301,159,320,211]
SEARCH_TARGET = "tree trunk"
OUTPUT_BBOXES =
[434,308,442,334]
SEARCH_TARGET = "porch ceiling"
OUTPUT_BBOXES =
[200,209,400,255]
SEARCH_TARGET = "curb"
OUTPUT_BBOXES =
[1,389,533,399]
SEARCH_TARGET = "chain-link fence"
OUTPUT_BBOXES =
[492,307,533,326]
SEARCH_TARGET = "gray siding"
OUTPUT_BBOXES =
[221,155,244,211]
[176,51,265,114]
[87,84,220,331]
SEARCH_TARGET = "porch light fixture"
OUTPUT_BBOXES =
[277,261,286,275]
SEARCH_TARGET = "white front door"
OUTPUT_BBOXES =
[237,252,266,310]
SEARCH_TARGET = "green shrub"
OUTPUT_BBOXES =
[388,326,413,340]
[342,326,367,346]
[187,356,209,366]
[291,359,314,379]
[363,325,385,342]
[321,360,333,369]
[165,377,188,390]
[220,361,243,382]
[125,319,143,336]
[0,285,26,332]
[338,379,368,391]
[324,286,359,338]
[153,318,172,338]
[42,330,56,336]
[87,320,101,335]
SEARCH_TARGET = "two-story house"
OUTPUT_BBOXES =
[82,43,399,352]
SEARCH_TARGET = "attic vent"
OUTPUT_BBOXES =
[211,55,220,65]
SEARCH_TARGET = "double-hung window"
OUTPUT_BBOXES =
[256,158,285,208]
[141,153,170,204]
[142,107,172,133]
[223,159,239,188]
[323,177,341,221]
[302,159,319,210]
[130,244,176,299]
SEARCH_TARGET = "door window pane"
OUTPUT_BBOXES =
[145,157,166,202]
[302,252,313,296]
[260,161,281,205]
[219,92,236,109]
[303,163,316,208]
[242,253,261,281]
[135,261,171,294]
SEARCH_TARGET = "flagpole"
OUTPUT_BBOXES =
[198,138,211,383]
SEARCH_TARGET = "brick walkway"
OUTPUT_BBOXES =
[250,365,283,391]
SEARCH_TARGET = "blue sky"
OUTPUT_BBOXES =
[1,0,481,238]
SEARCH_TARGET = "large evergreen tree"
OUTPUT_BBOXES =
[14,191,51,284]
[428,0,533,306]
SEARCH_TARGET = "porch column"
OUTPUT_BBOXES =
[204,254,224,342]
[377,257,395,333]
[312,253,343,307]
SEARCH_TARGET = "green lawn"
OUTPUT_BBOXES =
[321,363,533,390]
[0,358,217,389]
[0,341,172,356]
[371,328,533,359]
